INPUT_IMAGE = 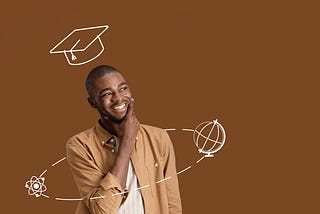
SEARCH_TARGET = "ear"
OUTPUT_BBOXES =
[88,97,97,109]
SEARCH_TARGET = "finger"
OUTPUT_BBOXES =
[126,98,135,116]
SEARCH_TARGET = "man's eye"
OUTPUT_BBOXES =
[120,86,128,91]
[102,92,112,97]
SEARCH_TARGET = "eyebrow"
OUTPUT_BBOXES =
[99,82,128,96]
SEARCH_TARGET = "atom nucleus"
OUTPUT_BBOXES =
[25,176,47,197]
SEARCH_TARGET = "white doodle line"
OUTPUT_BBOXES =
[38,157,66,179]
[30,127,210,200]
[50,25,109,66]
[39,169,47,178]
[155,176,172,184]
[164,128,176,131]
[136,184,151,190]
[193,120,226,158]
[200,120,217,151]
[55,197,83,201]
[182,128,194,132]
[196,156,205,164]
[69,39,81,60]
[50,25,109,54]
[25,175,48,198]
[42,194,49,198]
[52,157,66,167]
[177,166,192,175]
[183,127,222,144]
[89,193,107,200]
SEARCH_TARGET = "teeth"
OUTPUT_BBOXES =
[114,103,126,110]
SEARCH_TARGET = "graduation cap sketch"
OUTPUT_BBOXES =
[50,25,109,66]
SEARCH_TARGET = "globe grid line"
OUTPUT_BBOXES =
[199,119,218,152]
[201,120,222,154]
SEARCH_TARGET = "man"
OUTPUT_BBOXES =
[66,65,182,214]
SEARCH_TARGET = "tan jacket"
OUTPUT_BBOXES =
[66,122,182,214]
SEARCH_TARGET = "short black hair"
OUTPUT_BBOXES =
[85,65,120,97]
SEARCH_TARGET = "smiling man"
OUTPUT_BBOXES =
[66,65,182,214]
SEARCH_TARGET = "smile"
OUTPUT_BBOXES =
[112,103,126,111]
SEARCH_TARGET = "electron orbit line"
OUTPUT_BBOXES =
[155,176,172,184]
[39,169,47,177]
[55,197,83,201]
[196,156,205,164]
[52,157,66,167]
[164,128,176,131]
[29,127,210,201]
[42,194,49,198]
[136,184,151,190]
[181,128,194,132]
[177,166,192,175]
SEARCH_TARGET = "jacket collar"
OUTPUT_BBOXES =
[95,120,114,146]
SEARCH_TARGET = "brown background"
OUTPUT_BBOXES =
[1,0,319,213]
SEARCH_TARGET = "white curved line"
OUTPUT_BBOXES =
[155,176,171,184]
[196,156,205,164]
[212,120,226,153]
[90,195,106,200]
[177,166,192,175]
[50,25,109,54]
[200,120,217,151]
[30,122,223,201]
[42,194,49,198]
[112,190,129,196]
[39,169,47,177]
[136,184,150,190]
[182,128,194,132]
[55,197,83,201]
[194,129,222,144]
[52,157,66,167]
[70,39,81,51]
[196,121,212,148]
[66,36,105,66]
[207,122,220,152]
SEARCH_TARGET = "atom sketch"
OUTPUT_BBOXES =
[25,176,48,198]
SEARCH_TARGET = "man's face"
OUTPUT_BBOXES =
[89,72,132,123]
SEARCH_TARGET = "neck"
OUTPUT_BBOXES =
[99,117,117,136]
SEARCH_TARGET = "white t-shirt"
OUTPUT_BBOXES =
[115,137,145,214]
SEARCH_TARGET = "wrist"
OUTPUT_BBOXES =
[118,138,135,155]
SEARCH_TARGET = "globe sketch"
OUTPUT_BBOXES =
[193,119,226,157]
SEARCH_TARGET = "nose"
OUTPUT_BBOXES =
[111,92,123,103]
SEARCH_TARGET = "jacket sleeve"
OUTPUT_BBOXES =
[162,130,183,214]
[66,140,127,214]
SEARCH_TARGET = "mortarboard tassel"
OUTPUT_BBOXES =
[71,50,77,61]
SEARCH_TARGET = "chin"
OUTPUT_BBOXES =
[110,114,126,123]
[103,107,128,123]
